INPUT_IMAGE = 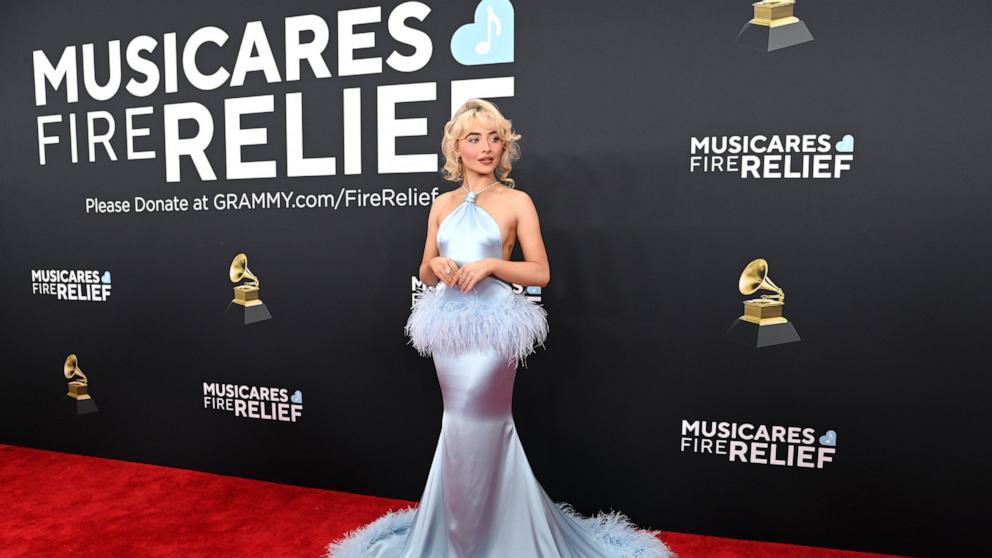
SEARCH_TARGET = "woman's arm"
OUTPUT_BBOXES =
[489,191,550,288]
[419,195,459,287]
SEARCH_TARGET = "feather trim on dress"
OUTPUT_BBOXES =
[325,507,415,558]
[325,505,675,558]
[557,503,675,558]
[404,287,548,367]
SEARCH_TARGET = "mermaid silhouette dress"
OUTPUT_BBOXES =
[327,191,672,558]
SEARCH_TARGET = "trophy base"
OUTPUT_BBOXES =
[226,301,272,325]
[727,318,801,348]
[67,381,90,399]
[74,397,99,415]
[735,20,813,52]
[233,285,260,305]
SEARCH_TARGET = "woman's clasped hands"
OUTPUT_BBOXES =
[430,256,496,293]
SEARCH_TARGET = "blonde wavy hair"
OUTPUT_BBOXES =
[441,99,522,188]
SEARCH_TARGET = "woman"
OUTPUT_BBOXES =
[328,99,672,558]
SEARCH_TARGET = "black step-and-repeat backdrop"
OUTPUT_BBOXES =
[2,1,989,556]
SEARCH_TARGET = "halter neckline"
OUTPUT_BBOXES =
[461,181,501,204]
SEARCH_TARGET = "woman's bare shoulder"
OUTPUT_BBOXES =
[432,189,460,210]
[430,189,462,224]
[495,185,529,200]
[434,189,457,202]
[503,187,536,210]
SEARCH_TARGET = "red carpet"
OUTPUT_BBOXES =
[0,444,907,558]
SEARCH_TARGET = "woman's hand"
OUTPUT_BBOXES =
[455,258,498,293]
[430,256,460,288]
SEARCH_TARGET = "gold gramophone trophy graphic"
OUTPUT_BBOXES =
[64,354,98,414]
[228,252,272,324]
[726,258,801,347]
[735,0,814,52]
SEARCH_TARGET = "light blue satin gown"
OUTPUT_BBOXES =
[328,190,672,558]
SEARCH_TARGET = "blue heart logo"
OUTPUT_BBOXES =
[819,430,837,446]
[835,134,855,153]
[101,271,112,284]
[451,0,515,65]
[291,390,303,404]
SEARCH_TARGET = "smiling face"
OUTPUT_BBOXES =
[456,119,504,179]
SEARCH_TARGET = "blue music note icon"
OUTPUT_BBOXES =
[451,0,515,65]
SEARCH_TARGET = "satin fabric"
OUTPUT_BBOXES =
[434,190,514,311]
[401,192,607,556]
[403,191,548,367]
[396,348,615,558]
[328,191,672,558]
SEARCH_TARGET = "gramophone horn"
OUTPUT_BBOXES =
[63,354,87,383]
[738,258,784,301]
[229,253,259,288]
